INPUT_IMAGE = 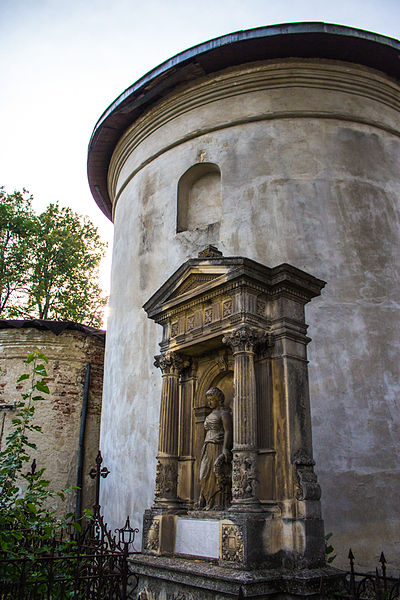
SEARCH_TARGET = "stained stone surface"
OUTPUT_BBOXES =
[95,53,400,569]
[0,323,104,516]
[140,258,326,569]
[132,554,345,600]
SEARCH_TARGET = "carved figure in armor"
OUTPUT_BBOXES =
[197,387,233,510]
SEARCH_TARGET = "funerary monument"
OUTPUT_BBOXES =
[133,249,343,598]
[87,22,400,576]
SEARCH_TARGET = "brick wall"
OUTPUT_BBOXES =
[0,324,105,516]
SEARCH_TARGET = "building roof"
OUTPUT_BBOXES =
[87,22,400,221]
[0,319,105,339]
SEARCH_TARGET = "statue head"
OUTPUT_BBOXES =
[205,387,225,409]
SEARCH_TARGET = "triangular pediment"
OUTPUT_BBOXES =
[143,258,235,319]
[143,254,326,322]
[169,273,222,300]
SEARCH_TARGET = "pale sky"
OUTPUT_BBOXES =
[1,0,399,315]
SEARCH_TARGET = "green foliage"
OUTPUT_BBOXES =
[325,532,337,564]
[0,350,75,557]
[0,188,107,328]
[0,187,36,316]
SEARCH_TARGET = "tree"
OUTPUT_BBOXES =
[26,203,107,326]
[0,187,36,316]
[0,189,107,328]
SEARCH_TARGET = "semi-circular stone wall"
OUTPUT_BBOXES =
[96,45,400,568]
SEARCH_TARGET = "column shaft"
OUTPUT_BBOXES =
[153,352,187,507]
[159,372,179,456]
[223,326,267,510]
[234,350,257,449]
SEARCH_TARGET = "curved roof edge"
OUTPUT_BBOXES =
[0,319,105,339]
[87,22,400,220]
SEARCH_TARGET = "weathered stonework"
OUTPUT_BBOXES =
[221,523,244,563]
[0,321,105,515]
[130,554,344,600]
[139,253,328,585]
[88,25,400,571]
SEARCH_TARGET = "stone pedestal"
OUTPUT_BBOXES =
[140,252,338,598]
[133,554,344,600]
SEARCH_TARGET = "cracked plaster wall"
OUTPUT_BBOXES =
[102,59,400,568]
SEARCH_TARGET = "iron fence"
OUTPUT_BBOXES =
[0,513,139,600]
[339,550,400,600]
[0,549,135,599]
[0,452,139,599]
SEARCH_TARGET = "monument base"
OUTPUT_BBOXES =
[142,509,326,570]
[132,554,345,600]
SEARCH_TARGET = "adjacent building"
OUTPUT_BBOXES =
[0,320,105,516]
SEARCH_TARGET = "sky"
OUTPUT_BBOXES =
[1,0,399,319]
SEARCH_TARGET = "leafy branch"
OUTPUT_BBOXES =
[0,350,75,556]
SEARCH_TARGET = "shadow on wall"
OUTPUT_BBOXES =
[177,162,221,234]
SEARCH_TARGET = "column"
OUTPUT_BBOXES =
[153,352,189,508]
[223,325,267,511]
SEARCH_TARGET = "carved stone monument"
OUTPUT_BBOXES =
[133,250,342,598]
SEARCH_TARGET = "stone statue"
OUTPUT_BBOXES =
[197,387,232,510]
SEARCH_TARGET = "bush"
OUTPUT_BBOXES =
[0,350,77,557]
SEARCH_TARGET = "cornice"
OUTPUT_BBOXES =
[143,257,325,322]
[108,60,400,218]
[149,278,322,325]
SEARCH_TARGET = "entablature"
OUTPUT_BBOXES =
[143,252,325,355]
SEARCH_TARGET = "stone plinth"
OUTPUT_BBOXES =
[132,554,344,600]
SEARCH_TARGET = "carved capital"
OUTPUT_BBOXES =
[154,352,190,375]
[223,325,268,354]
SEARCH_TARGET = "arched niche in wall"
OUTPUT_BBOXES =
[177,163,221,233]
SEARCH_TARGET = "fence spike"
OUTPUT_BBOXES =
[379,552,387,587]
[348,549,356,600]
